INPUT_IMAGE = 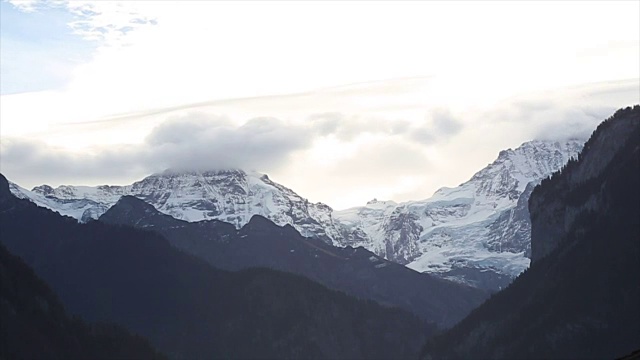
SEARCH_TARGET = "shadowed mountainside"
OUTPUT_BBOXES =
[0,242,165,360]
[99,194,487,328]
[421,105,640,359]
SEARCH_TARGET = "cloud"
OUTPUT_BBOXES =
[475,85,631,142]
[146,114,312,171]
[7,0,42,13]
[530,106,618,141]
[0,138,146,186]
[325,140,431,179]
[146,113,232,146]
[8,0,157,45]
[308,112,343,136]
[306,109,465,146]
[308,113,391,141]
[0,113,314,187]
[402,109,464,145]
[430,108,463,137]
[408,127,435,145]
[290,138,433,207]
[0,107,445,191]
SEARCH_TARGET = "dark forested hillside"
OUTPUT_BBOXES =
[421,105,640,359]
[0,242,164,360]
[530,105,640,263]
[99,194,487,328]
[0,173,432,360]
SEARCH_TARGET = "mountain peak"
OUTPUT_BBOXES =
[99,195,169,228]
[364,198,397,208]
[244,214,279,230]
[0,174,10,199]
[155,167,275,179]
[11,165,335,240]
[157,168,245,176]
[107,195,157,217]
[466,138,585,193]
[114,195,154,210]
[237,215,284,237]
[31,184,54,195]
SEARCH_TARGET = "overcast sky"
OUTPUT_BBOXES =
[1,1,639,209]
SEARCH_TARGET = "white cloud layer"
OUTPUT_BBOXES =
[1,1,639,208]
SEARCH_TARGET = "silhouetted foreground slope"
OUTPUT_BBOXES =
[0,173,431,360]
[421,105,640,359]
[99,194,486,328]
[0,242,165,360]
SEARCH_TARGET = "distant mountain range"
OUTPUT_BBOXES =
[421,105,640,359]
[9,139,584,290]
[0,173,434,359]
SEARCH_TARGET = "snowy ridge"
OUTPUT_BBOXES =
[331,139,585,290]
[11,169,339,241]
[8,182,110,222]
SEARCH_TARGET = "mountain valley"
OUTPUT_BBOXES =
[1,105,638,360]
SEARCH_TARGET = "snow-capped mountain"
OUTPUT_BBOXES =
[10,169,340,241]
[9,139,584,290]
[8,182,111,223]
[332,139,585,290]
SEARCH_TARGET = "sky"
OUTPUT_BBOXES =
[0,1,639,209]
